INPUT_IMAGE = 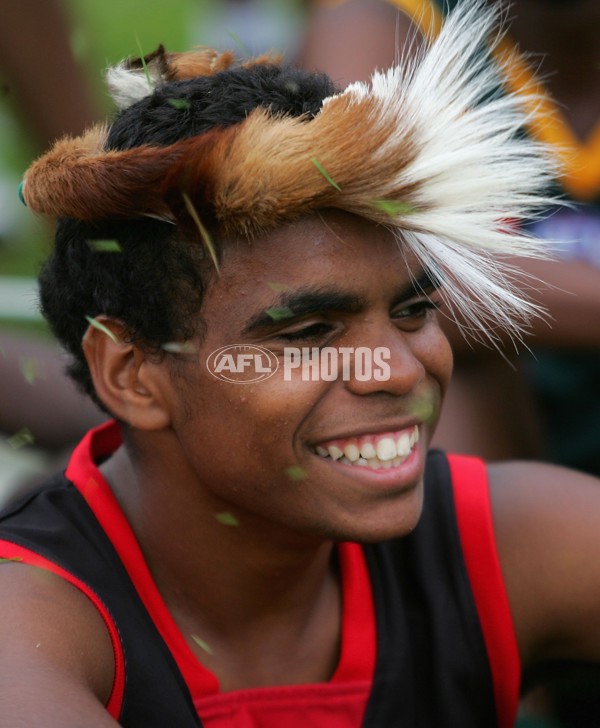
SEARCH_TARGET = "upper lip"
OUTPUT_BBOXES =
[311,421,420,446]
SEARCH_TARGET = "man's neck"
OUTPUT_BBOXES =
[100,433,343,691]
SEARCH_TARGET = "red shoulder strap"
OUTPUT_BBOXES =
[447,454,520,728]
[0,539,125,719]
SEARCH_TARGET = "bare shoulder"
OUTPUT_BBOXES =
[487,461,600,666]
[0,561,118,727]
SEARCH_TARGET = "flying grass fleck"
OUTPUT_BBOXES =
[285,465,307,481]
[87,239,122,253]
[182,193,220,275]
[69,25,88,63]
[161,341,197,355]
[266,306,294,322]
[284,80,300,94]
[0,557,23,563]
[311,158,341,192]
[82,477,99,499]
[18,181,26,206]
[191,635,214,655]
[409,392,436,424]
[267,282,292,293]
[215,512,240,527]
[20,356,44,385]
[225,29,252,56]
[85,316,118,344]
[372,199,417,217]
[134,33,153,90]
[7,427,34,450]
[167,98,192,111]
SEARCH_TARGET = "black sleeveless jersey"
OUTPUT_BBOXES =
[0,423,519,727]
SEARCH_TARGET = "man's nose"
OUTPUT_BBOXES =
[344,326,425,397]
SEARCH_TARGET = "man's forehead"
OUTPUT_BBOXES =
[215,208,418,278]
[220,210,407,266]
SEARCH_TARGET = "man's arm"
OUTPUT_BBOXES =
[0,563,119,727]
[443,257,600,354]
[489,462,600,666]
[0,0,99,147]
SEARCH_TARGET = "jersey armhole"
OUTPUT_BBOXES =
[0,539,125,720]
[447,454,520,728]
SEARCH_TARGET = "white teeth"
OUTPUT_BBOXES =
[327,445,344,460]
[344,443,361,462]
[324,452,410,471]
[411,427,419,445]
[359,442,377,459]
[376,437,397,461]
[396,432,411,457]
[317,426,419,471]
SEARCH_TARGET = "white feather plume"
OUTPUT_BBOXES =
[334,0,559,342]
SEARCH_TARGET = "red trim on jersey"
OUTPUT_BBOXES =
[194,681,372,727]
[0,539,125,719]
[66,422,219,697]
[447,454,521,728]
[65,422,376,722]
[332,540,376,684]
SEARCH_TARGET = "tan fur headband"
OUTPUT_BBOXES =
[21,0,559,342]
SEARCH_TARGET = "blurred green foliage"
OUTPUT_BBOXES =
[0,0,204,280]
[0,0,302,322]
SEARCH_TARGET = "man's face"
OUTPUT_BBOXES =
[167,211,452,544]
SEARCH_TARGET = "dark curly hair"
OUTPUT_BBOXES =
[38,63,336,408]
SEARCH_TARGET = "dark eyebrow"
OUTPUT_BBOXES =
[391,269,440,309]
[241,270,441,335]
[241,289,367,335]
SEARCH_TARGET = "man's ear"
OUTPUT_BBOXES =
[82,316,172,430]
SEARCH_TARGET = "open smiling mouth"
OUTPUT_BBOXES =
[314,425,420,471]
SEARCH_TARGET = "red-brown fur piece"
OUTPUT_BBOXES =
[165,49,237,80]
[166,48,282,80]
[23,91,421,239]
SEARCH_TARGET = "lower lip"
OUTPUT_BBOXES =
[315,444,423,490]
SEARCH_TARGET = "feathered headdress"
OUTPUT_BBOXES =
[21,0,558,343]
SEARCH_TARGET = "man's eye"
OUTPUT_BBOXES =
[277,323,333,342]
[394,300,441,319]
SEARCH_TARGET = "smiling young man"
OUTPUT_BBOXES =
[2,2,600,727]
